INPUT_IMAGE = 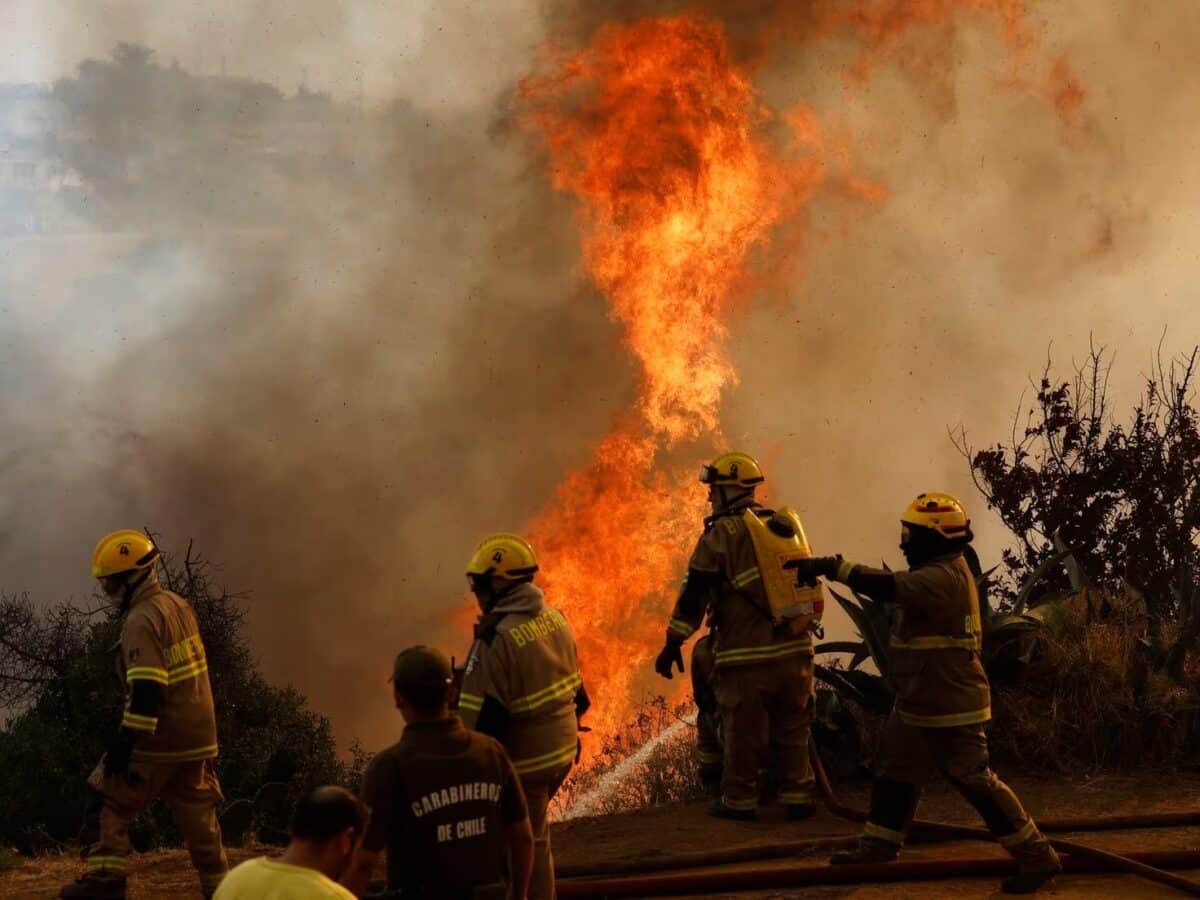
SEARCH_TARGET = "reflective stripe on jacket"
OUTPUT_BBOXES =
[458,583,582,778]
[890,553,990,728]
[118,573,218,761]
[666,501,813,667]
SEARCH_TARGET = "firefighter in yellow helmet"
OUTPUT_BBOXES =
[655,452,822,821]
[787,493,1062,895]
[456,534,588,900]
[61,531,227,900]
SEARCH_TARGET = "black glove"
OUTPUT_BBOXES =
[654,642,685,679]
[103,729,136,778]
[783,556,841,586]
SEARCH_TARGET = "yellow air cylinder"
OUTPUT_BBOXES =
[742,507,825,636]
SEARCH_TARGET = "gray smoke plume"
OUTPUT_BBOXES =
[1,0,1197,750]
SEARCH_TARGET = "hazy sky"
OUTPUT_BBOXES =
[0,0,543,107]
[3,0,1198,748]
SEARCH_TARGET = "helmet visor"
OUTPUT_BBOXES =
[698,465,719,485]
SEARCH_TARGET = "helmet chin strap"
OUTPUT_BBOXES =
[713,485,753,513]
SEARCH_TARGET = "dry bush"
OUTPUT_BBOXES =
[552,696,702,819]
[990,590,1200,772]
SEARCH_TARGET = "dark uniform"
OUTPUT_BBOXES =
[835,552,1056,868]
[86,571,227,894]
[360,716,529,899]
[665,499,816,813]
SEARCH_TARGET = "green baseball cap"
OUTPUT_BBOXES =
[390,645,453,691]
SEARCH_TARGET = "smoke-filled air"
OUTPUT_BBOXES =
[2,0,1198,760]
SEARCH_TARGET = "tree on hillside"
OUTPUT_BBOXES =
[956,342,1200,680]
[50,43,293,227]
[0,539,359,853]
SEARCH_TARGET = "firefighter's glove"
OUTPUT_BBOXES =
[784,555,841,586]
[655,641,685,679]
[103,729,136,778]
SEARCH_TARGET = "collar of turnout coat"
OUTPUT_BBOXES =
[488,582,545,617]
[910,550,966,573]
[127,570,164,610]
[704,497,762,528]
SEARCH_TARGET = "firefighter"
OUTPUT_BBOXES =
[654,451,820,821]
[457,534,589,900]
[61,531,227,900]
[786,492,1063,894]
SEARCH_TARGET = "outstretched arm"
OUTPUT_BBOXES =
[786,557,897,603]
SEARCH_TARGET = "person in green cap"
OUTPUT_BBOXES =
[343,645,534,900]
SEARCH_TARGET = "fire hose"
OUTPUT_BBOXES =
[557,851,1200,897]
[555,741,1200,896]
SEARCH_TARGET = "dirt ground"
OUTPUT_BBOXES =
[5,772,1200,898]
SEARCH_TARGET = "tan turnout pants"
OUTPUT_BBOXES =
[86,757,228,893]
[714,653,815,812]
[690,635,723,791]
[522,764,571,900]
[865,712,1056,868]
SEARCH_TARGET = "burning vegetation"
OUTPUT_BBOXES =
[518,16,814,743]
[507,1,1083,747]
[3,1,1200,881]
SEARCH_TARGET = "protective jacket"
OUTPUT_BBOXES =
[843,551,989,728]
[458,583,586,779]
[665,500,813,668]
[117,572,218,762]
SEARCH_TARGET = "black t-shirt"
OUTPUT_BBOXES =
[362,715,529,897]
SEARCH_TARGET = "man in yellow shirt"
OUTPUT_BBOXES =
[215,786,365,899]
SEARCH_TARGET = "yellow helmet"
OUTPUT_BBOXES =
[91,530,160,578]
[901,493,970,541]
[465,533,539,582]
[698,451,765,488]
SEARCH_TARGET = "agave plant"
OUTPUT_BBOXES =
[815,544,1084,712]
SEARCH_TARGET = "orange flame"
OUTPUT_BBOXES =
[523,18,807,445]
[518,18,820,744]
[509,5,1082,752]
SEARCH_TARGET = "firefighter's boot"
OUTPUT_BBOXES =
[786,802,816,821]
[708,798,757,821]
[951,771,1061,894]
[1000,845,1062,894]
[831,776,916,864]
[59,873,127,900]
[829,838,899,865]
[1001,852,1063,894]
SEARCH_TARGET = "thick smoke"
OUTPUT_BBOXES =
[2,0,1198,751]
